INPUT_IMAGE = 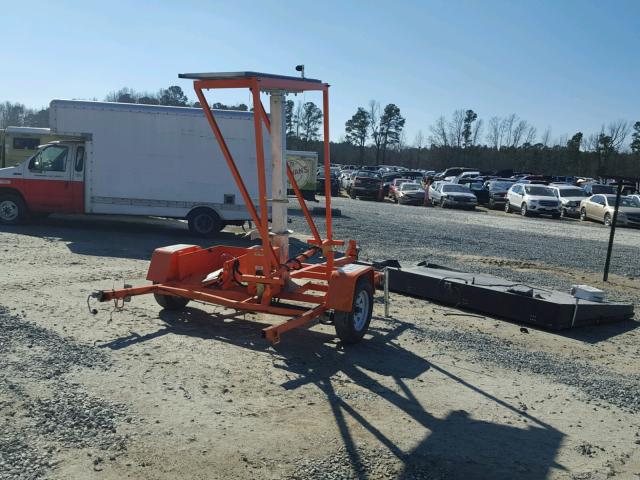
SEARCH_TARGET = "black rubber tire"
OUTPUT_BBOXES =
[580,208,587,221]
[187,208,224,237]
[521,203,529,217]
[334,276,373,345]
[604,213,612,226]
[488,199,495,209]
[0,194,28,225]
[440,199,446,208]
[154,292,189,310]
[504,201,511,213]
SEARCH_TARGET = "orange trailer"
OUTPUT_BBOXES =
[93,71,376,344]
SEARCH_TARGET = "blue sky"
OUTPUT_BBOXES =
[2,0,638,145]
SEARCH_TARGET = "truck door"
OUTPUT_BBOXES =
[22,144,74,212]
[70,145,85,213]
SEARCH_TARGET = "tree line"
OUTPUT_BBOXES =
[2,85,638,178]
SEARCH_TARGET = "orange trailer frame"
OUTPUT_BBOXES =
[94,72,376,344]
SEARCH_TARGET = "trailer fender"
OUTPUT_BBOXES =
[146,244,202,283]
[325,264,375,313]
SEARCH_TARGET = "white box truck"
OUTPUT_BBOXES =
[0,100,273,235]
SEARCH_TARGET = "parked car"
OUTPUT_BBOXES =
[579,195,640,227]
[549,185,588,218]
[434,167,477,181]
[583,183,617,195]
[316,168,340,196]
[349,171,382,200]
[428,181,445,201]
[396,182,425,205]
[452,171,481,183]
[431,183,477,210]
[481,179,515,209]
[505,184,561,218]
[389,178,410,201]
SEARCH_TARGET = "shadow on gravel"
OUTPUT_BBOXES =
[0,214,257,260]
[557,320,639,344]
[98,307,565,479]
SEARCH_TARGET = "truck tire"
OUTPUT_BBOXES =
[154,292,190,310]
[334,276,373,345]
[0,194,28,225]
[188,208,224,237]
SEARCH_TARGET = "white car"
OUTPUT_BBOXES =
[396,182,426,205]
[428,181,446,202]
[431,183,477,210]
[505,184,561,218]
[549,185,589,218]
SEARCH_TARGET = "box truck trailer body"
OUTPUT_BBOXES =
[0,100,274,235]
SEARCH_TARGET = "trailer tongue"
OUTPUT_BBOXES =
[93,71,377,345]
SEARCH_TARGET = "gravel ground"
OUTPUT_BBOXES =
[0,307,129,480]
[1,203,639,479]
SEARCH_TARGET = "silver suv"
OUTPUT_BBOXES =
[549,185,588,218]
[505,184,561,218]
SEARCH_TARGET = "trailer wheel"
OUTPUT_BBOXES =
[334,276,373,344]
[187,208,224,237]
[0,194,28,225]
[154,292,190,310]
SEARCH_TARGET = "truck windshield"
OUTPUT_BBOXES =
[29,145,68,172]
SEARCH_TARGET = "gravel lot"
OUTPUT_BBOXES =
[1,198,639,479]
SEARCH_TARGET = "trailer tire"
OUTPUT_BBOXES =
[187,208,224,237]
[154,292,190,310]
[0,194,28,225]
[334,276,373,345]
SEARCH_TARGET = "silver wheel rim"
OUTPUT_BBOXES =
[353,289,370,331]
[605,215,611,226]
[0,200,18,222]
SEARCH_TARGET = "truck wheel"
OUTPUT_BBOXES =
[0,194,28,225]
[504,201,511,213]
[334,276,373,345]
[188,208,224,237]
[154,292,190,310]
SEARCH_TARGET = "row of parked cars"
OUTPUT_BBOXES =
[322,164,640,228]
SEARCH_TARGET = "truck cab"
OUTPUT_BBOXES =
[0,140,86,224]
